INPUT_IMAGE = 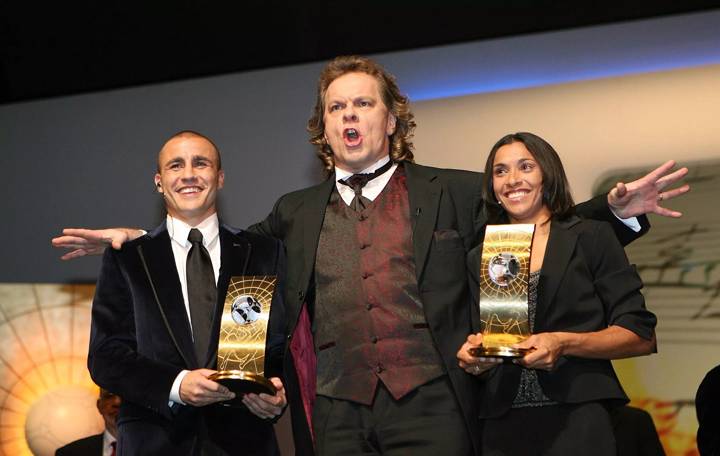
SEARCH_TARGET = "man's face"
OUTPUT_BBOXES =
[154,136,224,226]
[323,72,397,173]
[97,390,121,437]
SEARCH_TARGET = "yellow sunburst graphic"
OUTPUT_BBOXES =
[0,284,102,456]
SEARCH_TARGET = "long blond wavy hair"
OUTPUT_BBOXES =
[307,56,416,174]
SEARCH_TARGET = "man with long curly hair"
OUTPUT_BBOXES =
[251,55,672,455]
[53,56,688,455]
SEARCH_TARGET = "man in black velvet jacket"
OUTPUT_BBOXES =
[87,131,287,455]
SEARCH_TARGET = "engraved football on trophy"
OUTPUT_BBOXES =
[469,224,535,358]
[209,275,277,407]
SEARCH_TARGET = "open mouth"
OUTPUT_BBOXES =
[343,128,362,146]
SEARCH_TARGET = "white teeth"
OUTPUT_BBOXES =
[507,191,528,199]
[346,129,359,139]
[179,187,201,194]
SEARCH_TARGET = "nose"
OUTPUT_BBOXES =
[507,168,521,186]
[181,165,196,180]
[343,106,358,122]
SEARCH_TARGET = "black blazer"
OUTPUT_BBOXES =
[55,433,103,456]
[468,217,657,418]
[88,221,286,455]
[251,162,647,455]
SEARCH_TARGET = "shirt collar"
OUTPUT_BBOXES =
[167,213,219,248]
[102,429,116,448]
[335,155,391,182]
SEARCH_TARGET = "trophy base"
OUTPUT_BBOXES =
[469,346,531,359]
[209,370,276,408]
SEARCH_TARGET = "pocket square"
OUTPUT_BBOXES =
[433,229,460,241]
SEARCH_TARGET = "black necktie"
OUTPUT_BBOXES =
[186,228,216,364]
[338,160,393,211]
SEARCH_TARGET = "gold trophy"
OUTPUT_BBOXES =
[209,275,277,407]
[470,224,535,358]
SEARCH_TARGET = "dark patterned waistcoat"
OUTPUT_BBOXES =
[313,166,445,405]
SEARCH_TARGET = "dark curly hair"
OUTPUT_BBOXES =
[307,55,416,174]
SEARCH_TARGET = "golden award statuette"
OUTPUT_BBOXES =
[470,224,535,358]
[209,275,277,407]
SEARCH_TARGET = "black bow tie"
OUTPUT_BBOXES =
[338,160,394,196]
[338,160,393,212]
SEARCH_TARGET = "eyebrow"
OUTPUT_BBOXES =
[494,157,534,166]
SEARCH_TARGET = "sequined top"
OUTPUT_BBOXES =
[511,270,558,408]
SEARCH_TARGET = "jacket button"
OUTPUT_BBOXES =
[371,336,378,344]
[298,291,305,301]
[375,364,384,374]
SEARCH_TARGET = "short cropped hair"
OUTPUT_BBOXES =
[157,130,222,172]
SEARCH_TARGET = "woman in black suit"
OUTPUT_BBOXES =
[457,132,658,456]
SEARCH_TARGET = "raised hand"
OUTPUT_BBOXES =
[51,227,142,260]
[608,160,689,219]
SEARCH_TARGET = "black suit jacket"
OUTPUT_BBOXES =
[55,433,103,456]
[88,221,286,455]
[468,217,656,418]
[251,162,647,455]
[252,162,483,454]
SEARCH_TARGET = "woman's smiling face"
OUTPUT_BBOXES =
[492,141,549,224]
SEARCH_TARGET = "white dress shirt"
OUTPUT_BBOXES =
[102,430,116,456]
[166,213,221,405]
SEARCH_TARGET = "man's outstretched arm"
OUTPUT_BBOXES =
[52,227,144,259]
[51,160,690,258]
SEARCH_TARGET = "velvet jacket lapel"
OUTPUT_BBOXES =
[136,222,197,368]
[404,162,442,284]
[136,223,253,369]
[535,216,581,331]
